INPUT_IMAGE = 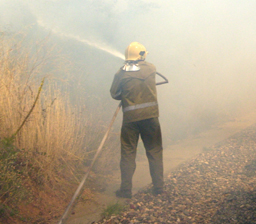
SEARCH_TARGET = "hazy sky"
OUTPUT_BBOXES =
[1,0,256,140]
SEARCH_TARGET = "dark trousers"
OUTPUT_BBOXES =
[120,117,163,194]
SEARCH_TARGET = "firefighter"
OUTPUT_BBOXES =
[110,42,164,198]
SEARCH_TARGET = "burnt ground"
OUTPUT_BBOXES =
[96,123,256,224]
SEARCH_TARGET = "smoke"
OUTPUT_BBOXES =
[1,0,256,142]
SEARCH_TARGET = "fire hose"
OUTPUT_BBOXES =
[58,72,168,224]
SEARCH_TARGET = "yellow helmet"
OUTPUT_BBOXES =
[125,42,148,61]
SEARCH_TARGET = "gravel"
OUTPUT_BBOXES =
[96,124,256,224]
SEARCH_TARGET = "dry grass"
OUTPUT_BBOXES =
[0,31,109,223]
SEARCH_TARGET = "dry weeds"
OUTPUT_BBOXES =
[0,31,117,223]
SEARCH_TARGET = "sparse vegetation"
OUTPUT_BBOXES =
[101,202,126,219]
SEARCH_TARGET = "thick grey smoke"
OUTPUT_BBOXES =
[1,0,256,142]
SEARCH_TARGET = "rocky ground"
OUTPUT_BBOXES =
[96,123,256,224]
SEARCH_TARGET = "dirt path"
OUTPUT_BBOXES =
[66,110,256,224]
[97,119,256,224]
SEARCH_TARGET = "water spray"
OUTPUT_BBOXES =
[37,20,125,60]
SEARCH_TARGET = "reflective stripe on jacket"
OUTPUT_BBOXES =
[110,61,159,123]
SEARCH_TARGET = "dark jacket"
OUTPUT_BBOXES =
[110,60,159,123]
